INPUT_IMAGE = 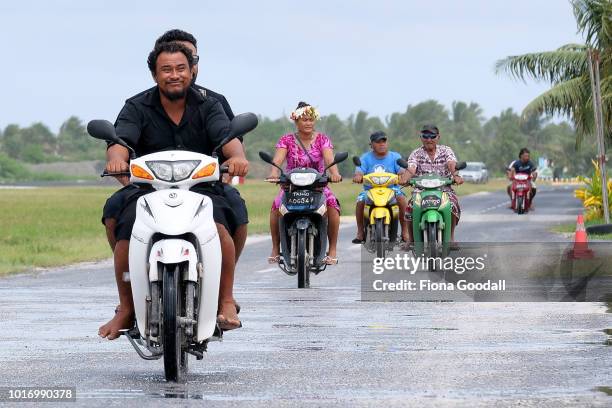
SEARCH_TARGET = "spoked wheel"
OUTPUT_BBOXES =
[426,222,438,271]
[297,229,310,288]
[162,264,188,382]
[375,218,385,258]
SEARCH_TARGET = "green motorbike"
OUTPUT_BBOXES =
[398,160,466,271]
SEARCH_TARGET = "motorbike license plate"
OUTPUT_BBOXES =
[286,190,316,206]
[421,196,441,209]
[516,183,528,190]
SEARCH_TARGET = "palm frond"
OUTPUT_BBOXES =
[557,43,589,52]
[521,76,595,145]
[572,0,612,49]
[495,49,588,84]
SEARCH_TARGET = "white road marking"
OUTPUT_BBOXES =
[254,267,277,274]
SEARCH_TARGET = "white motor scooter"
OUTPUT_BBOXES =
[87,114,257,382]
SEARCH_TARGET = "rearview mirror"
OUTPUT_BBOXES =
[324,151,349,172]
[333,152,349,164]
[228,112,258,140]
[214,113,259,157]
[87,119,134,157]
[87,120,118,143]
[456,161,467,171]
[352,156,362,167]
[396,158,409,169]
[258,151,274,165]
[259,151,285,175]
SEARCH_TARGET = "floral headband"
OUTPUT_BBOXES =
[290,105,320,121]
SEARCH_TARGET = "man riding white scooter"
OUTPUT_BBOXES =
[98,42,247,340]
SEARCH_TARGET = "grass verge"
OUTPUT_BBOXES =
[0,180,506,276]
[550,216,612,240]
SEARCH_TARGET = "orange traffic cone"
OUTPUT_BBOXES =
[567,214,594,259]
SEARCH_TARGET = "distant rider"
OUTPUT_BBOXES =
[352,131,409,243]
[404,125,463,245]
[508,147,537,208]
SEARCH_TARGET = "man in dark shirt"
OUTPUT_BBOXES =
[509,147,538,206]
[101,29,248,312]
[98,41,246,340]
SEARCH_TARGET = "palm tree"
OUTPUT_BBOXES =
[495,0,612,146]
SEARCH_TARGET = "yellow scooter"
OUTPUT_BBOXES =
[353,156,401,258]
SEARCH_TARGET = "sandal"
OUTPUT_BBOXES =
[401,242,414,251]
[268,255,281,264]
[323,255,339,265]
[217,315,242,331]
[351,237,365,244]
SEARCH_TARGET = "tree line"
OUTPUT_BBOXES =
[244,100,599,178]
[0,100,601,180]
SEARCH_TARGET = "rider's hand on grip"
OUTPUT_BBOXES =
[223,157,249,177]
[452,175,464,185]
[352,173,363,184]
[329,174,342,183]
[106,159,130,186]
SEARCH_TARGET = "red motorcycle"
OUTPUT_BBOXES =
[510,173,533,214]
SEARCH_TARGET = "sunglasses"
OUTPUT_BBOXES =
[192,55,200,64]
[420,133,438,139]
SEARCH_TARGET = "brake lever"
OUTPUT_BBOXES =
[101,171,131,177]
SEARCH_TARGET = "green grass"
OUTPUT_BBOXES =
[0,180,507,276]
[0,187,116,275]
[550,216,612,240]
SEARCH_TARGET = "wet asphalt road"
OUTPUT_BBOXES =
[0,185,611,407]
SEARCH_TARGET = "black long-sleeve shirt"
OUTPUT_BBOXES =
[113,86,230,157]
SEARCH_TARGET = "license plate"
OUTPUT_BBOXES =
[421,196,441,209]
[286,190,315,206]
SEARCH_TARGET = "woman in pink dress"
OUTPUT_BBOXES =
[266,101,342,265]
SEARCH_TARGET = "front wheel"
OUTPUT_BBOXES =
[426,222,438,271]
[517,196,524,215]
[297,229,309,289]
[375,218,385,258]
[162,264,187,382]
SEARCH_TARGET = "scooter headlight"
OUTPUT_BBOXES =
[418,178,444,188]
[290,172,317,186]
[371,176,391,186]
[146,160,201,182]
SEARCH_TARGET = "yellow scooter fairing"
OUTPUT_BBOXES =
[369,206,391,224]
[362,171,400,226]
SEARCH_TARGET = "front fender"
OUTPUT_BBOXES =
[368,188,394,207]
[295,218,311,230]
[369,207,391,224]
[420,210,443,230]
[148,240,198,282]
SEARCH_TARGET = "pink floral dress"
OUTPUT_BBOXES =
[271,133,341,213]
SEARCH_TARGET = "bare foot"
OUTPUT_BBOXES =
[98,306,134,340]
[268,249,281,264]
[217,300,241,330]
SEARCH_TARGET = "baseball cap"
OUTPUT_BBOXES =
[420,124,439,135]
[370,131,387,142]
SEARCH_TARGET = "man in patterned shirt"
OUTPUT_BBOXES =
[404,125,464,245]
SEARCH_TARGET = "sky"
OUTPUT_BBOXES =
[0,0,584,132]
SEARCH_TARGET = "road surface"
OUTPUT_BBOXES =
[0,185,610,407]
